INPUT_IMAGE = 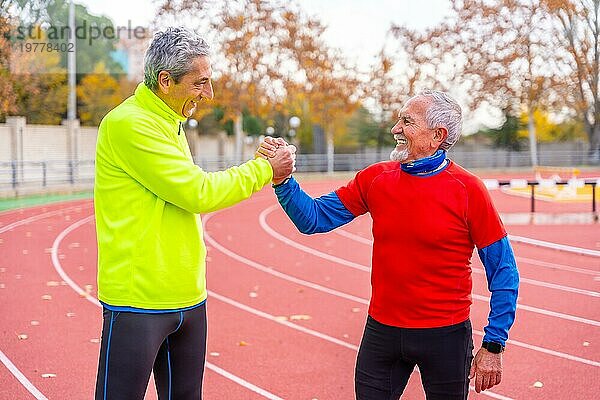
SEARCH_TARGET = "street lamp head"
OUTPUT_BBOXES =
[289,116,301,129]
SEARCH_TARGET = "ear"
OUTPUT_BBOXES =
[432,127,448,147]
[157,71,172,95]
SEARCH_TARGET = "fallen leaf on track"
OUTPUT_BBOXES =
[238,341,249,346]
[17,334,28,340]
[30,321,40,326]
[209,352,220,357]
[46,281,60,287]
[41,294,52,300]
[41,373,56,378]
[533,381,543,388]
[290,314,311,321]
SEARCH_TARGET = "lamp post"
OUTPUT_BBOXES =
[288,116,300,152]
[289,116,300,139]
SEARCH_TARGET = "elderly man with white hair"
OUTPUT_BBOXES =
[269,90,520,399]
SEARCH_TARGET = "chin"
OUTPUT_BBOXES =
[390,148,409,162]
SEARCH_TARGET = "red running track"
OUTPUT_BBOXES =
[0,176,599,399]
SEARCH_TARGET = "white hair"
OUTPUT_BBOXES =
[143,27,211,91]
[418,89,463,150]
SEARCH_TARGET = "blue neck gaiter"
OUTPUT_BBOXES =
[400,149,448,176]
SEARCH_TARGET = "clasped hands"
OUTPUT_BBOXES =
[255,136,296,185]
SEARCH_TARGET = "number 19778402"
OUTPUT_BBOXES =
[14,42,74,53]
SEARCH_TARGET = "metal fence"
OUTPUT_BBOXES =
[1,149,597,192]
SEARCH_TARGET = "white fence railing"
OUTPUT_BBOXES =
[0,149,597,191]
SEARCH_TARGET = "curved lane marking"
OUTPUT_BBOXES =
[0,204,93,400]
[48,214,284,400]
[204,210,600,367]
[258,205,599,298]
[335,228,600,275]
[205,214,600,327]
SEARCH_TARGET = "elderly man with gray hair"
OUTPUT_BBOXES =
[94,27,294,399]
[269,90,519,399]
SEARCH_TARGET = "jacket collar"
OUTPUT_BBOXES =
[134,82,187,123]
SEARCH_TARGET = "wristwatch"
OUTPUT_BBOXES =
[482,341,504,354]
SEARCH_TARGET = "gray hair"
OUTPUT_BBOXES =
[418,89,463,150]
[143,27,211,91]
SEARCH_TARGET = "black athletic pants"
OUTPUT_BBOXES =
[355,316,474,400]
[95,303,207,400]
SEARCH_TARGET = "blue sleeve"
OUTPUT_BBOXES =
[477,236,520,347]
[274,176,355,234]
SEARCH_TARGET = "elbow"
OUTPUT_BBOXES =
[297,224,316,235]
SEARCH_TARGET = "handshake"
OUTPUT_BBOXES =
[255,136,297,185]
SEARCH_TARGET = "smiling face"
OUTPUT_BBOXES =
[390,96,447,163]
[156,56,214,118]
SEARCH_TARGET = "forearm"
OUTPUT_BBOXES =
[193,158,272,213]
[478,236,520,346]
[274,177,354,234]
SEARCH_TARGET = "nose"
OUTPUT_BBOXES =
[201,81,214,100]
[391,121,402,135]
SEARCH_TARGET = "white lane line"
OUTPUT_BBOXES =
[334,217,600,258]
[0,204,91,234]
[509,235,600,257]
[209,291,519,399]
[258,205,369,272]
[208,211,600,366]
[205,364,284,400]
[207,214,600,328]
[209,291,358,351]
[50,214,284,400]
[0,204,92,400]
[516,257,600,276]
[336,227,600,276]
[0,350,48,400]
[473,330,600,368]
[259,206,599,298]
[204,215,369,305]
[472,269,599,298]
[56,214,513,400]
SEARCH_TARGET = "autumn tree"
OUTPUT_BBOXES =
[366,35,405,155]
[77,63,137,126]
[278,6,360,156]
[156,0,361,158]
[433,0,563,166]
[545,0,600,161]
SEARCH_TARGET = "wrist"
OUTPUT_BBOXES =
[272,176,292,187]
[482,341,505,354]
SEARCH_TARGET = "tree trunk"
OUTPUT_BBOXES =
[326,130,334,174]
[233,111,243,165]
[528,109,538,167]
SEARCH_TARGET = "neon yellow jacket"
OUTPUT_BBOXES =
[94,83,273,309]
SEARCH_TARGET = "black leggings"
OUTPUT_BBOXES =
[355,316,474,400]
[95,304,207,400]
